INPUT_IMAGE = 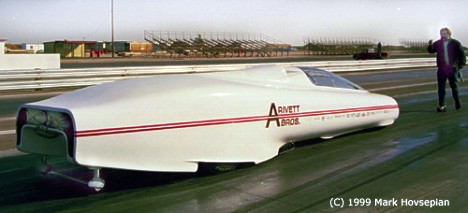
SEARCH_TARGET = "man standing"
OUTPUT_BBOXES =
[428,27,466,112]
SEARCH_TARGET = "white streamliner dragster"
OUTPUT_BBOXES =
[16,65,399,191]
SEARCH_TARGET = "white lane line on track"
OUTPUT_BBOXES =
[0,130,15,136]
[0,117,16,136]
[0,91,68,100]
[0,149,24,158]
[0,117,16,122]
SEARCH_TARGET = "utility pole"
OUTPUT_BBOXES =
[111,0,115,58]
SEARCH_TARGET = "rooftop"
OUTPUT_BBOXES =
[45,40,97,44]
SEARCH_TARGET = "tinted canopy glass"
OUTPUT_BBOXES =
[298,67,364,90]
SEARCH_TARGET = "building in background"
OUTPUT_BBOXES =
[106,41,153,54]
[21,43,44,53]
[42,40,154,57]
[44,40,96,58]
[107,41,129,53]
[96,41,107,52]
[129,42,153,54]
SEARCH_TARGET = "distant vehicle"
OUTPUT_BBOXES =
[353,49,388,60]
[16,65,399,191]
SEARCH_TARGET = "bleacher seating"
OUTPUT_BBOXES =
[303,37,378,55]
[144,31,290,58]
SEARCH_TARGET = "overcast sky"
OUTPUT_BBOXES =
[1,0,467,45]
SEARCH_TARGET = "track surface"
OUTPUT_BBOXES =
[1,68,468,212]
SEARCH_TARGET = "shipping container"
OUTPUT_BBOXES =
[43,40,96,58]
[129,42,153,53]
[108,41,130,53]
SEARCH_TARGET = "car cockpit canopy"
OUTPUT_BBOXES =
[298,67,364,90]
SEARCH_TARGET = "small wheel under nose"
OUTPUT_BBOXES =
[88,168,105,191]
[199,163,238,175]
[38,155,52,175]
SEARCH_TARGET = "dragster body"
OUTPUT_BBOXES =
[16,65,399,190]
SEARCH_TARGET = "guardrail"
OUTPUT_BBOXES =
[0,58,436,91]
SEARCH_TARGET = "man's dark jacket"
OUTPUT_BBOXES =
[428,39,466,81]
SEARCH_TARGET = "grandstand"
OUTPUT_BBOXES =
[303,37,379,55]
[399,39,430,53]
[144,31,290,58]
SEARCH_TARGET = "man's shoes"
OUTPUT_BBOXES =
[437,106,447,112]
[455,101,462,110]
